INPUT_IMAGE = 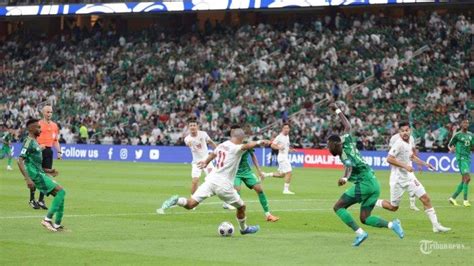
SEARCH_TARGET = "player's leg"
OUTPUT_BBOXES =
[157,181,213,213]
[461,171,470,206]
[417,193,451,232]
[375,182,403,212]
[190,163,202,194]
[39,148,54,210]
[409,196,419,211]
[4,146,13,170]
[244,173,278,222]
[45,185,66,231]
[29,187,39,209]
[37,174,65,232]
[217,184,259,234]
[333,188,367,246]
[360,180,404,239]
[449,160,470,206]
[333,186,361,231]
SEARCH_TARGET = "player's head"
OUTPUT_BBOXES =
[42,105,53,121]
[26,119,41,137]
[281,123,290,135]
[327,135,342,156]
[398,121,410,142]
[188,118,198,134]
[230,128,246,144]
[460,118,469,131]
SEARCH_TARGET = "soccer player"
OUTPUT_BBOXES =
[231,126,279,222]
[157,128,270,235]
[17,119,67,232]
[30,105,62,210]
[328,103,404,246]
[262,123,296,194]
[184,119,233,209]
[184,118,217,194]
[376,122,451,233]
[448,118,473,207]
[1,127,14,171]
[389,129,420,211]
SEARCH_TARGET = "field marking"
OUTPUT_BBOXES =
[0,208,330,219]
[0,204,455,220]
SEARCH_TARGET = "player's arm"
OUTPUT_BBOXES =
[241,140,270,151]
[17,157,35,189]
[387,155,413,172]
[410,154,435,171]
[250,152,264,178]
[43,168,59,177]
[197,153,217,169]
[330,103,351,134]
[207,139,217,149]
[270,142,282,150]
[338,166,352,186]
[54,134,62,160]
[447,132,457,152]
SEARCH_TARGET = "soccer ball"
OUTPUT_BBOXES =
[218,222,234,237]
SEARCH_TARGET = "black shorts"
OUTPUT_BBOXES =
[42,147,53,169]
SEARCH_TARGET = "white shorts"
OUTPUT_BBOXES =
[390,175,426,207]
[277,159,292,173]
[191,180,244,208]
[191,162,214,179]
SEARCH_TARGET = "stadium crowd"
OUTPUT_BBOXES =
[0,12,472,151]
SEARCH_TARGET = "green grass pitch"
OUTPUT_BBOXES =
[1,161,473,265]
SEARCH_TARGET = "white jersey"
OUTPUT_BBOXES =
[274,133,290,161]
[389,134,415,150]
[388,138,414,185]
[184,131,211,163]
[206,140,244,185]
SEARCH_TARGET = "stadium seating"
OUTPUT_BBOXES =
[0,12,471,150]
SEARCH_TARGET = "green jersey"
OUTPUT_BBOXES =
[19,136,44,178]
[237,149,254,176]
[2,132,13,146]
[340,133,373,183]
[449,131,473,161]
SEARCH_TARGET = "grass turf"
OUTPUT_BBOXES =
[0,160,473,265]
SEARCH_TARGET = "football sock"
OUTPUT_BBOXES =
[463,183,469,201]
[451,182,463,199]
[7,157,12,167]
[55,190,66,225]
[335,208,359,231]
[38,192,45,202]
[375,199,383,208]
[29,188,35,201]
[355,228,365,235]
[47,189,65,220]
[258,192,270,213]
[364,215,389,228]
[425,207,439,226]
[410,197,416,207]
[284,183,290,191]
[237,217,247,231]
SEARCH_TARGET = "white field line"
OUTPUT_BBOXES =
[0,197,455,220]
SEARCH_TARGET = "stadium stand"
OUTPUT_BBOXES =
[0,11,471,151]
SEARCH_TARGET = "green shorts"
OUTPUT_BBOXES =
[457,159,471,176]
[234,172,260,189]
[342,177,381,210]
[0,145,11,158]
[32,173,59,195]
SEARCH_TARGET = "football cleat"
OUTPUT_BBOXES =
[352,231,368,247]
[448,198,460,206]
[240,225,259,235]
[391,219,404,239]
